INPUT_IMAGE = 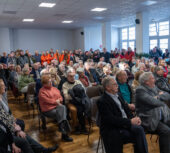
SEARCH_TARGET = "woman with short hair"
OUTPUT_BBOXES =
[38,75,73,142]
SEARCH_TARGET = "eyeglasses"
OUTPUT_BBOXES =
[110,83,118,86]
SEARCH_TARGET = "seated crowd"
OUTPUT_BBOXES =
[0,47,170,153]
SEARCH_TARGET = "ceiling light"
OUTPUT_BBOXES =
[22,19,34,22]
[39,2,56,8]
[91,8,107,12]
[141,1,157,6]
[62,21,73,23]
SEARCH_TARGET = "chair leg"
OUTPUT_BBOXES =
[38,115,41,131]
[87,123,92,143]
[156,136,159,143]
[96,136,101,153]
[101,138,105,153]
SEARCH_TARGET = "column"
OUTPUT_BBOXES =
[136,12,149,54]
[102,22,112,51]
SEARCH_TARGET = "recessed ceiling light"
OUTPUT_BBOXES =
[62,21,73,23]
[39,2,56,8]
[141,1,157,6]
[91,8,107,12]
[22,19,34,22]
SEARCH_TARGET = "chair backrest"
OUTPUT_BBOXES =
[27,82,35,95]
[86,85,104,98]
[90,96,101,123]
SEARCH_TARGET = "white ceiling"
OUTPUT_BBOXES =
[0,0,170,29]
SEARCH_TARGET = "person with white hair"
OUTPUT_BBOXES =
[62,68,87,134]
[96,61,105,81]
[136,72,170,153]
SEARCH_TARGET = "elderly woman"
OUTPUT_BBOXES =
[136,72,170,153]
[8,65,22,89]
[158,59,168,78]
[18,67,34,93]
[132,71,144,92]
[18,67,34,102]
[77,67,90,88]
[0,79,58,153]
[131,71,144,104]
[38,75,73,142]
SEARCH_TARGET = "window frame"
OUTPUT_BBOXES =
[120,26,136,50]
[149,20,169,53]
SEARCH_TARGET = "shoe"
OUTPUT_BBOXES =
[42,144,59,153]
[62,134,73,142]
[80,128,88,135]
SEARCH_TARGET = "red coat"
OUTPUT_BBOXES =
[163,66,168,78]
[125,51,134,61]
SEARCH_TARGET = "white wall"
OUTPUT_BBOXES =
[111,27,119,50]
[73,28,84,50]
[0,28,11,53]
[12,29,74,53]
[84,25,102,51]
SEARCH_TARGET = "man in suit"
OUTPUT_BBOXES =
[136,72,170,153]
[97,76,148,153]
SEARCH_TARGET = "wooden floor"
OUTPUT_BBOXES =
[8,91,160,153]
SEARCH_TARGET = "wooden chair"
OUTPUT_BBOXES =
[27,82,36,118]
[86,86,105,143]
[11,83,22,103]
[86,85,104,98]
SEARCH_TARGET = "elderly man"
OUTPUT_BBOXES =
[7,51,17,66]
[116,70,135,109]
[97,76,148,153]
[62,68,87,134]
[30,63,41,81]
[154,66,170,94]
[136,72,170,153]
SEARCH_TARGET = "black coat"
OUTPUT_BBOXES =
[100,52,110,63]
[97,92,134,153]
[0,120,13,153]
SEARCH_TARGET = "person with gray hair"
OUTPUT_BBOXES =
[136,72,170,153]
[62,68,87,134]
[96,61,105,82]
[154,66,170,93]
[97,76,148,153]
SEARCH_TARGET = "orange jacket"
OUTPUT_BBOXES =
[41,54,46,65]
[53,53,60,61]
[59,54,65,63]
[45,54,52,64]
[66,54,70,65]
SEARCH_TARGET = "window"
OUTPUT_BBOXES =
[160,39,168,52]
[159,21,169,36]
[150,39,158,50]
[121,26,136,50]
[149,20,169,53]
[122,42,127,50]
[122,28,128,40]
[129,41,135,50]
[149,23,157,36]
[129,27,135,40]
